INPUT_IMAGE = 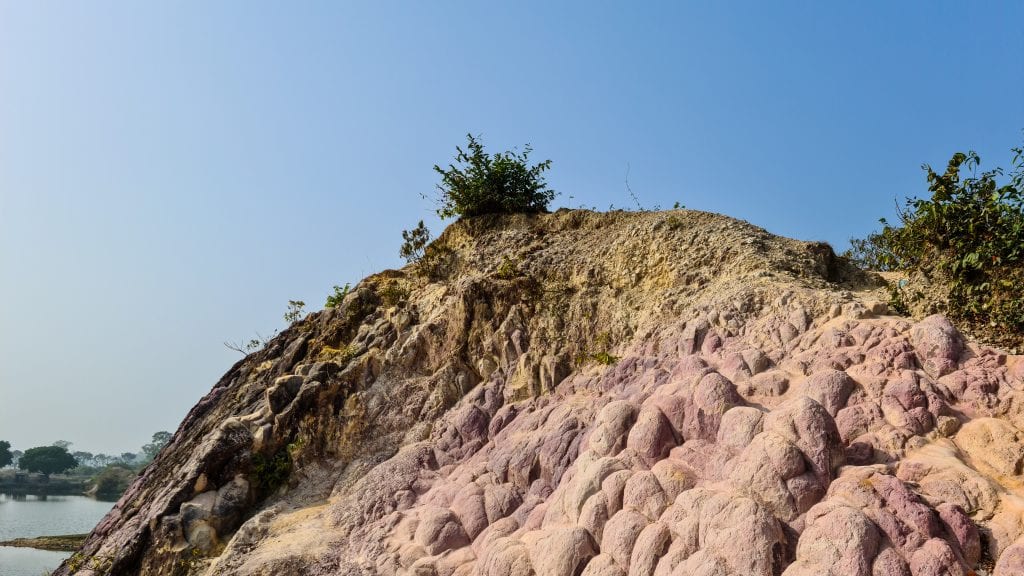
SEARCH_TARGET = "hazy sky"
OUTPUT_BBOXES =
[1,2,1022,454]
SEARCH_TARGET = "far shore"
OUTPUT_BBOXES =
[0,534,87,552]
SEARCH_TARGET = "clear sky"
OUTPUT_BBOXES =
[1,2,1022,455]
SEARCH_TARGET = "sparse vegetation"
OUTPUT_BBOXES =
[400,221,432,264]
[284,300,306,324]
[251,448,291,493]
[433,134,555,219]
[846,143,1024,345]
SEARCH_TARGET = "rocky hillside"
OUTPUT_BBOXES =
[57,209,1024,576]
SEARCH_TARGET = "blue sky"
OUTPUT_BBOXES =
[1,2,1022,454]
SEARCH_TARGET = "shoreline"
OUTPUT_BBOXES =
[0,534,87,552]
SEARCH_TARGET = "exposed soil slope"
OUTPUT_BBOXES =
[56,210,1024,576]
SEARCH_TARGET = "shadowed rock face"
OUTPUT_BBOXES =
[55,210,1024,576]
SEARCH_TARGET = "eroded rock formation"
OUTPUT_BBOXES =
[57,210,1024,576]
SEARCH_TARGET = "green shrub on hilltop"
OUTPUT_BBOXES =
[846,143,1024,341]
[433,134,555,219]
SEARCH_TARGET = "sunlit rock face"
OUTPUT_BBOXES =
[55,210,1024,576]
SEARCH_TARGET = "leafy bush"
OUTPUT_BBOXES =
[846,144,1024,338]
[400,221,432,264]
[433,134,555,219]
[325,284,351,308]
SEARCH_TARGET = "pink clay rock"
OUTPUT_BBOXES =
[626,405,676,464]
[872,546,912,576]
[720,352,753,382]
[581,554,626,576]
[553,455,627,525]
[589,401,637,457]
[415,506,471,555]
[649,459,696,501]
[627,522,671,576]
[484,483,523,524]
[641,390,688,438]
[602,469,633,516]
[783,503,880,576]
[451,484,488,539]
[522,527,596,576]
[622,471,669,521]
[895,442,1001,518]
[683,372,744,442]
[601,510,649,570]
[910,316,964,377]
[1012,359,1024,389]
[865,337,919,372]
[674,550,729,576]
[479,536,534,576]
[800,369,856,417]
[996,536,1024,576]
[738,371,789,397]
[661,488,784,576]
[908,538,964,576]
[652,540,688,576]
[715,406,765,451]
[954,418,1024,477]
[579,492,611,543]
[835,402,886,444]
[728,432,810,520]
[537,416,587,485]
[763,396,844,485]
[935,503,981,566]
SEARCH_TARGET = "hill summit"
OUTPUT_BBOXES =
[58,209,1024,576]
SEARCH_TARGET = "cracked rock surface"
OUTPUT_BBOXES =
[56,210,1024,576]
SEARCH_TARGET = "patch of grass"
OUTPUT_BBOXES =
[317,343,358,364]
[664,214,686,231]
[575,331,619,366]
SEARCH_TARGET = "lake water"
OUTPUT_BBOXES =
[0,494,113,576]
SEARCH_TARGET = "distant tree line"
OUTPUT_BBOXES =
[0,432,173,494]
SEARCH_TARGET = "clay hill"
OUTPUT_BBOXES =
[56,209,1024,576]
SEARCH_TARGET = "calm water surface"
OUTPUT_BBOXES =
[0,494,113,576]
